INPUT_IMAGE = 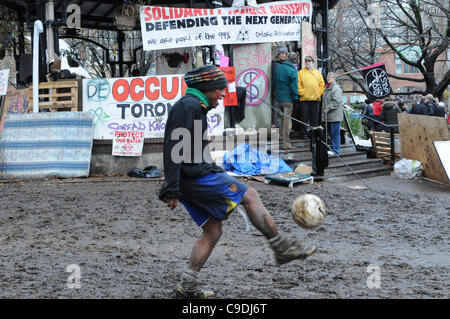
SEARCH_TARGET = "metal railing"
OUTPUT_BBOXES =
[344,104,399,165]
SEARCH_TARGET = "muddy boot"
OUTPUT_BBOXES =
[175,269,215,299]
[269,234,316,265]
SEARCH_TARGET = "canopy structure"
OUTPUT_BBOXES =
[1,0,338,81]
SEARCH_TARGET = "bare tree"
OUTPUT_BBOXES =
[64,29,156,78]
[330,0,449,98]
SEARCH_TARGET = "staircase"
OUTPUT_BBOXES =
[268,137,393,183]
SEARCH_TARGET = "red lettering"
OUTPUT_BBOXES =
[174,7,184,18]
[112,79,129,102]
[144,7,152,21]
[162,7,170,19]
[184,8,193,17]
[152,7,162,20]
[161,77,179,100]
[192,8,203,17]
[181,77,188,96]
[145,77,160,100]
[130,78,144,101]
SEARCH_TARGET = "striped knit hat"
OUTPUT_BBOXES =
[184,65,228,92]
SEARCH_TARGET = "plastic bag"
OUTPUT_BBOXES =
[393,158,423,179]
[127,166,162,178]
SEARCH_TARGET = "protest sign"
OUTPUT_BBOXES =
[82,74,225,139]
[140,0,312,51]
[112,130,145,156]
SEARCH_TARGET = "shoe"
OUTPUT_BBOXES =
[175,285,215,299]
[327,151,334,156]
[274,240,316,265]
[310,170,324,177]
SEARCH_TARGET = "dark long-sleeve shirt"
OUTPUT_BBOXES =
[158,95,224,200]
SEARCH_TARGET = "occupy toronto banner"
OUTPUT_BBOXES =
[140,0,313,51]
[82,75,225,139]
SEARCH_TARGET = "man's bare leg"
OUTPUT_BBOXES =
[190,218,222,271]
[177,218,221,298]
[241,186,278,239]
[241,186,316,265]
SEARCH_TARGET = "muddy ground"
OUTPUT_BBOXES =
[0,175,448,299]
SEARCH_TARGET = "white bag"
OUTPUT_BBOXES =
[393,158,424,179]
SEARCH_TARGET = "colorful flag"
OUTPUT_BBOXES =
[360,62,393,102]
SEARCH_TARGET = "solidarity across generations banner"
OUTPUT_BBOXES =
[140,0,313,51]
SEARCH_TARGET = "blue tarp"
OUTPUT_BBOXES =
[223,143,293,175]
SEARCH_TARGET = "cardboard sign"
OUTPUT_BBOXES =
[112,130,144,156]
[219,67,238,106]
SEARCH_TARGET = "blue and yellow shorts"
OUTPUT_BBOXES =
[179,172,248,227]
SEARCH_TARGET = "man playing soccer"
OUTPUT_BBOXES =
[159,65,316,299]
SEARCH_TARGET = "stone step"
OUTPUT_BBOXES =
[281,150,368,165]
[315,166,393,183]
[320,158,385,174]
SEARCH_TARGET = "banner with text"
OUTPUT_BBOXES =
[140,0,312,51]
[82,75,225,140]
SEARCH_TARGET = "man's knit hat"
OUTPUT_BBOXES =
[184,65,228,92]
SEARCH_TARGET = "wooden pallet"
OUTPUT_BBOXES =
[28,80,79,112]
[370,131,401,163]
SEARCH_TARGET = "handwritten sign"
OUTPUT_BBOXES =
[112,130,145,156]
[0,69,10,96]
[82,74,225,139]
[4,86,30,114]
[140,0,312,51]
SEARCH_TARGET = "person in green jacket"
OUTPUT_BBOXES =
[273,52,299,149]
[321,72,344,155]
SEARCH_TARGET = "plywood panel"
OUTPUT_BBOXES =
[398,113,450,184]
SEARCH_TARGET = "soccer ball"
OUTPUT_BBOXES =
[292,194,326,229]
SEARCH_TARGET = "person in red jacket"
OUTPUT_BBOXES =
[371,99,384,131]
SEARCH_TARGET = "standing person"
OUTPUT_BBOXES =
[362,98,375,132]
[380,97,402,133]
[398,100,410,113]
[297,55,325,139]
[424,94,437,116]
[321,72,344,155]
[159,65,316,299]
[410,102,428,115]
[433,101,445,117]
[273,52,299,149]
[271,48,288,129]
[371,99,384,131]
